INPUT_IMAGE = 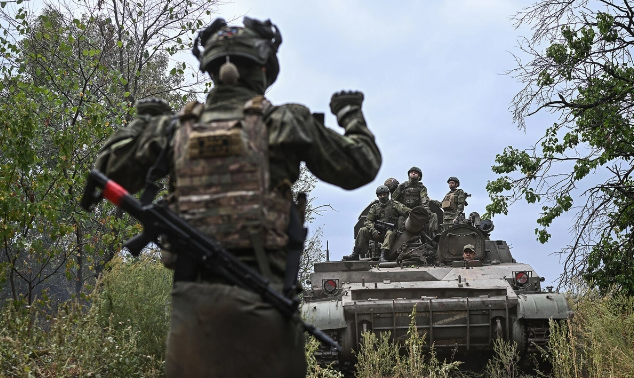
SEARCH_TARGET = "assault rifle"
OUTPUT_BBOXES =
[374,220,396,233]
[80,169,340,351]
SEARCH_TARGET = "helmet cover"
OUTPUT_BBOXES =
[193,17,282,86]
[384,178,399,193]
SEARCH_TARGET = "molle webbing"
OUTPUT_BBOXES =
[172,97,290,250]
[403,182,421,206]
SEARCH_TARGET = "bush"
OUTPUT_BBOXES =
[548,289,634,378]
[97,255,173,359]
[0,255,171,377]
[354,307,462,378]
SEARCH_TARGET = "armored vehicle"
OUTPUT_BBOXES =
[302,206,572,370]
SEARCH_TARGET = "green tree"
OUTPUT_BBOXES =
[0,0,218,303]
[487,0,634,294]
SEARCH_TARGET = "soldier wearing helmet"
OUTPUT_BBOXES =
[384,177,399,196]
[94,16,381,378]
[343,185,410,262]
[392,166,431,210]
[441,176,468,230]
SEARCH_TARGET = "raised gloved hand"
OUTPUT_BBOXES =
[329,90,364,116]
[371,229,380,239]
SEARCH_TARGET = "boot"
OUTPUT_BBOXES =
[342,247,360,261]
[371,247,380,261]
[379,249,388,263]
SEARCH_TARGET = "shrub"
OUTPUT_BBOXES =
[0,255,171,377]
[548,289,634,378]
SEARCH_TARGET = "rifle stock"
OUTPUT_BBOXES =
[81,169,340,351]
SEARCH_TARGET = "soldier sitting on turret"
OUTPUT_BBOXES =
[394,167,438,237]
[343,185,410,261]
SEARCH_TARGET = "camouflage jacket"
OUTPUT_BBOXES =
[441,188,466,214]
[95,84,381,194]
[364,200,410,233]
[392,180,430,209]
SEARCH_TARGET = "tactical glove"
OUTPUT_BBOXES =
[371,229,380,239]
[330,90,364,118]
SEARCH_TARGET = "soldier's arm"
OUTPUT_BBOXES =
[456,189,466,213]
[392,185,403,202]
[419,185,431,209]
[267,103,381,190]
[393,201,411,217]
[94,114,173,194]
[364,207,379,233]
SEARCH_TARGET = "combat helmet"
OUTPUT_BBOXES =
[384,178,399,194]
[376,185,390,196]
[408,166,422,181]
[447,176,460,186]
[192,17,282,87]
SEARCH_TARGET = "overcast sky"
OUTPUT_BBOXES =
[204,0,575,287]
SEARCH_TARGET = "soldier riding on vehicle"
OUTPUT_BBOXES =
[343,185,410,262]
[441,176,468,230]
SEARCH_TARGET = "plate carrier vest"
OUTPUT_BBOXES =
[402,181,423,208]
[171,96,291,250]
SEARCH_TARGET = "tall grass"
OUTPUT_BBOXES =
[2,258,634,378]
[353,308,463,378]
[548,289,634,378]
[0,255,171,377]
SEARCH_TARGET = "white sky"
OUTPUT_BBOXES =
[210,0,575,288]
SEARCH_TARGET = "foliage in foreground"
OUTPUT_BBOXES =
[0,256,171,377]
[354,308,462,378]
[548,289,634,378]
[1,257,634,377]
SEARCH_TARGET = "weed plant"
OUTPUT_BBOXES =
[0,255,171,377]
[354,308,463,378]
[548,289,634,378]
[96,255,173,359]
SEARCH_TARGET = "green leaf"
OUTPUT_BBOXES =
[117,40,123,48]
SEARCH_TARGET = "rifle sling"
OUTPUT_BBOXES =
[249,229,274,281]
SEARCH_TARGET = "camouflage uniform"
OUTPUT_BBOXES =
[95,17,381,378]
[392,180,430,209]
[359,200,410,259]
[441,188,467,226]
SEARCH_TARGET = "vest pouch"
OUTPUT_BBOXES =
[188,124,244,159]
[442,192,456,210]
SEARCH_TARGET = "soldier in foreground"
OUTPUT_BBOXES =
[441,176,467,229]
[94,17,381,378]
[343,185,410,262]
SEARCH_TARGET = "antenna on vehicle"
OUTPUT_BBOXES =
[326,240,330,262]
